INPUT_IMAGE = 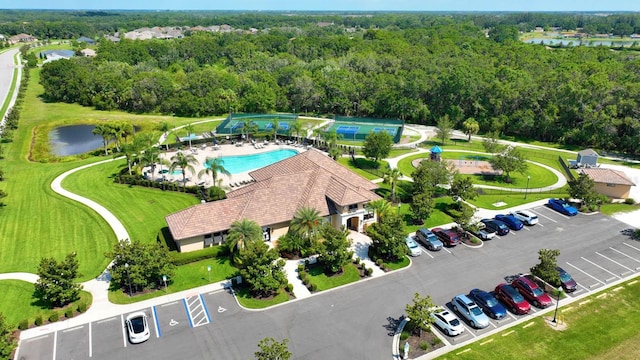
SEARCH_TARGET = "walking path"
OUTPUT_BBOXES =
[0,48,20,134]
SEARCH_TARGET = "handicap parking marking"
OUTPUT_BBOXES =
[184,293,212,328]
[580,256,621,281]
[595,251,636,275]
[154,299,191,336]
[152,306,161,337]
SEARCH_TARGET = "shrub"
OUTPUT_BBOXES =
[297,264,305,273]
[34,316,43,326]
[420,341,429,350]
[18,319,29,330]
[286,283,293,293]
[400,331,410,341]
[65,308,74,318]
[376,259,383,266]
[49,313,59,323]
[433,336,442,345]
[366,268,374,276]
[302,278,309,286]
[625,198,636,205]
[354,257,360,264]
[309,283,317,292]
[77,302,87,313]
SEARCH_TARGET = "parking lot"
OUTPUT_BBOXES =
[411,203,640,345]
[17,204,640,359]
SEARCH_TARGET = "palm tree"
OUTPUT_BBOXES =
[272,118,280,141]
[368,199,392,223]
[226,219,262,263]
[198,157,231,186]
[290,206,323,239]
[185,123,195,149]
[243,120,258,142]
[383,167,402,203]
[156,121,172,150]
[140,146,160,179]
[92,124,110,155]
[169,151,199,184]
[290,120,304,143]
[312,128,323,147]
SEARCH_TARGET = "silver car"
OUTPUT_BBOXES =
[509,210,539,226]
[451,294,490,329]
[405,236,422,257]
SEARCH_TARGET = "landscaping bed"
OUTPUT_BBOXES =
[400,321,445,358]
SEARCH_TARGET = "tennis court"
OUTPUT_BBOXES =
[327,117,404,143]
[216,114,296,135]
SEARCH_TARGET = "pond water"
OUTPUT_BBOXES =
[523,38,637,47]
[49,124,104,156]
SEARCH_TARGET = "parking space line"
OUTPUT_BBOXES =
[595,252,635,274]
[422,249,434,258]
[507,313,518,321]
[152,306,161,338]
[565,262,605,286]
[183,298,194,328]
[62,325,84,333]
[443,248,452,254]
[623,242,640,253]
[24,334,50,343]
[581,257,621,280]
[161,300,179,307]
[461,324,476,338]
[531,209,557,223]
[200,294,212,324]
[610,247,640,264]
[89,322,92,358]
[97,317,117,324]
[121,314,127,348]
[52,331,57,360]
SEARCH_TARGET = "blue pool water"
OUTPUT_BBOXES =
[206,149,298,174]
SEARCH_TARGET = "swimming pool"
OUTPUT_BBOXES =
[206,149,298,174]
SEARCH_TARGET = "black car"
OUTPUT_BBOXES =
[557,267,578,292]
[480,219,510,236]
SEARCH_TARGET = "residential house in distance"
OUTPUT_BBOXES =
[580,168,636,200]
[40,49,75,64]
[576,148,599,168]
[77,36,96,45]
[165,149,380,252]
[8,33,37,44]
[80,48,97,57]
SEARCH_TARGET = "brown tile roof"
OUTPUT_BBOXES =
[166,149,380,240]
[581,168,635,186]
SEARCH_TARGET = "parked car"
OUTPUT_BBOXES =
[431,308,465,336]
[126,312,151,344]
[472,224,496,240]
[494,214,524,231]
[509,210,539,226]
[494,283,531,315]
[405,236,422,257]
[557,267,578,293]
[480,219,510,236]
[415,228,443,251]
[511,277,553,308]
[548,198,578,216]
[451,294,490,329]
[468,288,507,320]
[431,228,461,247]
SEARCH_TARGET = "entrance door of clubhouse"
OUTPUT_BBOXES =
[346,216,359,231]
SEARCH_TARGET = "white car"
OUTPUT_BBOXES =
[510,210,539,226]
[431,308,464,336]
[126,312,151,344]
[405,236,422,257]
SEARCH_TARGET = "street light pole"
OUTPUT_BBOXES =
[524,175,531,199]
[125,263,133,297]
[552,286,562,325]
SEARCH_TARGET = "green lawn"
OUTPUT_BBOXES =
[61,159,200,244]
[0,280,92,327]
[307,263,361,291]
[385,256,410,270]
[337,156,387,181]
[436,278,640,360]
[598,202,640,216]
[234,287,290,309]
[108,256,237,304]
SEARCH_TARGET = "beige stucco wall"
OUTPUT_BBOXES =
[177,236,205,253]
[594,183,631,199]
[270,221,291,242]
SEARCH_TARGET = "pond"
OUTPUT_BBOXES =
[49,124,104,156]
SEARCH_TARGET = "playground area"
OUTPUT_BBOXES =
[411,156,502,177]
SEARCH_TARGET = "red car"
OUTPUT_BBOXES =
[511,277,553,308]
[494,283,531,315]
[431,228,461,247]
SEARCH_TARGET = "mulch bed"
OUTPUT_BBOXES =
[404,330,445,358]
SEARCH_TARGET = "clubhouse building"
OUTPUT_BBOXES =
[165,149,381,252]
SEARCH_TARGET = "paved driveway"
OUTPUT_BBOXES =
[17,208,639,359]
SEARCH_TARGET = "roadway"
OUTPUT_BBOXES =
[0,47,20,130]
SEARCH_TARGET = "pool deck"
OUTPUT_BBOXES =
[148,140,310,189]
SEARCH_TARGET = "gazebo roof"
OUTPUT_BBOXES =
[430,145,443,154]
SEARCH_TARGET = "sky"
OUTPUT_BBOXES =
[3,0,640,12]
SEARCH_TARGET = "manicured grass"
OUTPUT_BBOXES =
[467,190,570,210]
[336,156,388,180]
[436,278,640,360]
[61,159,200,244]
[108,256,237,304]
[385,256,410,270]
[234,287,289,309]
[397,151,559,189]
[402,197,456,233]
[387,148,418,158]
[307,263,361,291]
[599,202,640,216]
[0,279,92,327]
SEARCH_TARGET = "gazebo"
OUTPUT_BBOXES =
[430,145,443,162]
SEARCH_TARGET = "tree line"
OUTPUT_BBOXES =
[39,22,640,155]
